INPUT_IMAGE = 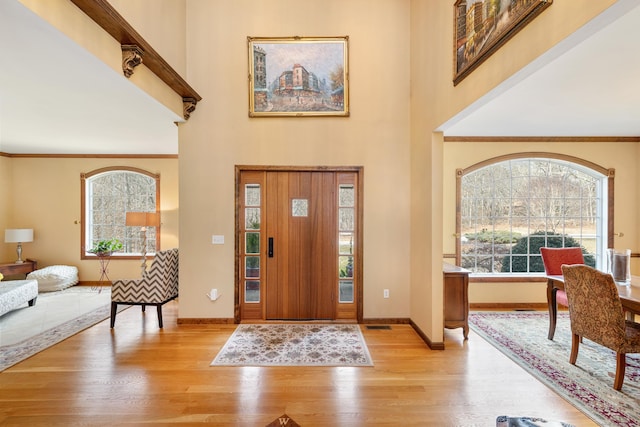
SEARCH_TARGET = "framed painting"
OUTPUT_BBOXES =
[248,36,349,117]
[453,0,552,85]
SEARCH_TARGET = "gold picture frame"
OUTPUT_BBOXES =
[248,36,349,117]
[453,0,553,85]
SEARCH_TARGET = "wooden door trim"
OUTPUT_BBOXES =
[235,165,364,323]
[238,165,363,173]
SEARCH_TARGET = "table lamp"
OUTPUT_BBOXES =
[126,212,160,276]
[5,228,34,264]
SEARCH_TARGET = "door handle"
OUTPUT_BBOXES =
[268,237,274,257]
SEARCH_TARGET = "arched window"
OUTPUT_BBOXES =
[81,167,160,259]
[456,154,614,275]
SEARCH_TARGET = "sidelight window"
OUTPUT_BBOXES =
[338,184,355,303]
[243,184,261,302]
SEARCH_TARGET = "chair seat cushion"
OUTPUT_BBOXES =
[556,290,568,307]
[27,265,79,292]
[621,320,640,353]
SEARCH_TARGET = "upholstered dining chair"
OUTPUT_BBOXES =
[110,248,179,328]
[561,264,640,390]
[540,247,585,340]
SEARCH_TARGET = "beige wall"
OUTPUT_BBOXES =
[178,0,412,320]
[5,0,632,345]
[409,0,619,341]
[2,157,178,281]
[0,156,13,261]
[109,0,187,78]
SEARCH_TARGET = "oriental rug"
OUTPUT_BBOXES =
[0,286,125,371]
[211,324,373,367]
[469,311,640,427]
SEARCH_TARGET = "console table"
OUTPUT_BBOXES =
[443,262,470,339]
[0,259,37,277]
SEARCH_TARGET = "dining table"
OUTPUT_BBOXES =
[546,274,640,340]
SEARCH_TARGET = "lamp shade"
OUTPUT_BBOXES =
[126,212,160,227]
[5,228,34,243]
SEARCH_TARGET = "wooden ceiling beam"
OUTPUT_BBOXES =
[69,0,202,119]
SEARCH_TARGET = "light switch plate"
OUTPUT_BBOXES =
[212,235,224,244]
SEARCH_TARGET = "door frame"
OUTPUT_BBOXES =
[234,165,364,323]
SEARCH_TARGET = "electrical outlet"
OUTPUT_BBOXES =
[384,289,389,298]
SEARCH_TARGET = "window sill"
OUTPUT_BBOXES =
[469,275,548,283]
[81,253,156,261]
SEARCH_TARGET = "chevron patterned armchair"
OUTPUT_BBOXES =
[110,248,179,328]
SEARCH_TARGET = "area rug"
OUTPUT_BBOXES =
[496,415,574,427]
[0,286,123,371]
[211,324,373,367]
[469,311,640,427]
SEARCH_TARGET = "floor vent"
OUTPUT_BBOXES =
[366,325,392,330]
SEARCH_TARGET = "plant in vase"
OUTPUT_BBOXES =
[88,238,123,257]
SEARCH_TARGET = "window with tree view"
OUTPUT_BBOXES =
[82,168,159,258]
[458,157,610,275]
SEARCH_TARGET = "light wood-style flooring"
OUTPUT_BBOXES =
[0,302,596,426]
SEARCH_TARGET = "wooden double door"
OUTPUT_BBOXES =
[237,167,361,322]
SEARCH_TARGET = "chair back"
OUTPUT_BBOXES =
[142,248,179,300]
[540,247,584,275]
[561,264,626,348]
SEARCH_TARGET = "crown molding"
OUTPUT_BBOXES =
[443,136,640,142]
[0,152,177,159]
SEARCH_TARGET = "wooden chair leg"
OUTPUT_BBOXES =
[110,302,118,328]
[142,304,146,312]
[157,305,163,328]
[547,283,558,340]
[569,333,580,365]
[614,352,626,391]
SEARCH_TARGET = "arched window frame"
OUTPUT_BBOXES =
[81,166,160,260]
[456,152,614,279]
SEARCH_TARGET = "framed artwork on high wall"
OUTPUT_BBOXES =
[248,36,349,117]
[453,0,553,85]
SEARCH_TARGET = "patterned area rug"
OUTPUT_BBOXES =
[211,324,373,367]
[0,286,125,371]
[470,311,640,427]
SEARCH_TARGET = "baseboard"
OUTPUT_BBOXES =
[409,319,445,350]
[177,317,236,324]
[470,302,548,310]
[77,281,110,287]
[361,317,411,324]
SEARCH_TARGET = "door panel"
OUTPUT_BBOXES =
[309,172,337,319]
[265,171,336,320]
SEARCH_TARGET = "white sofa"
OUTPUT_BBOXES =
[0,279,38,317]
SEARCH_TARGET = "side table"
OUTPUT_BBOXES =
[93,253,113,293]
[0,259,37,278]
[443,262,470,340]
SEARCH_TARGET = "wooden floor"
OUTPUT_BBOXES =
[0,302,596,426]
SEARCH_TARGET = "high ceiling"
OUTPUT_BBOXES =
[0,1,638,156]
[439,0,640,138]
[0,0,181,155]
